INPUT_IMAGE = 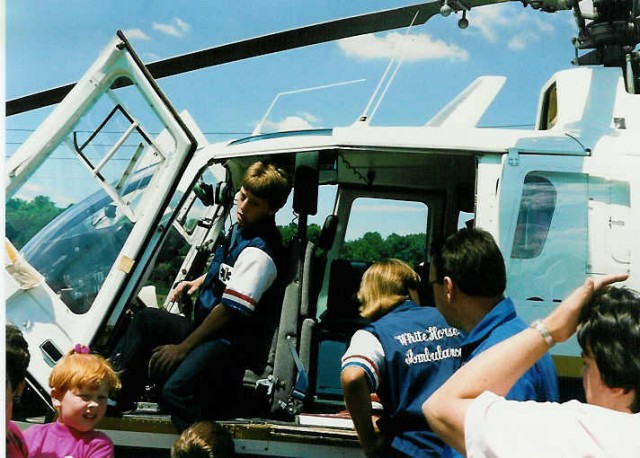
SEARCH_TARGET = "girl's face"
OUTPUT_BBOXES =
[53,380,109,432]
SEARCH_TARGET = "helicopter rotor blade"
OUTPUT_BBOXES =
[146,3,442,80]
[6,0,513,116]
[7,2,440,116]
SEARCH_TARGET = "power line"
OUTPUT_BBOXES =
[4,127,252,135]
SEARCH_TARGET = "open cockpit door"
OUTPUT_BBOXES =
[4,31,198,403]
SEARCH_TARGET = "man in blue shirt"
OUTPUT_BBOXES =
[429,227,558,458]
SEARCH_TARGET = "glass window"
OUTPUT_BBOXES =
[20,168,154,314]
[511,175,556,259]
[146,168,221,307]
[8,76,181,314]
[340,197,428,266]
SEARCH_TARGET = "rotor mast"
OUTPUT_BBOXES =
[572,0,640,92]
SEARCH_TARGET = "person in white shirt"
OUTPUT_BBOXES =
[423,273,640,458]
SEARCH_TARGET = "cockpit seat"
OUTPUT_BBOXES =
[309,259,371,401]
[318,258,370,336]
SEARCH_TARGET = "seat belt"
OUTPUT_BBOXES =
[287,335,309,402]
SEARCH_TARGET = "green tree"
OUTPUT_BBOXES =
[342,231,385,262]
[342,231,426,267]
[278,222,321,248]
[147,224,194,301]
[6,196,68,249]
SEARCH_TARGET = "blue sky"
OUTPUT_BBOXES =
[6,1,586,147]
[5,1,590,237]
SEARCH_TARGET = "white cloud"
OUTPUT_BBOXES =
[508,29,545,50]
[299,112,319,124]
[262,115,315,132]
[19,182,47,201]
[468,4,555,51]
[508,34,529,50]
[122,28,150,41]
[470,6,507,43]
[142,52,161,62]
[338,32,469,62]
[153,18,190,38]
[175,18,190,33]
[18,182,76,207]
[532,15,554,34]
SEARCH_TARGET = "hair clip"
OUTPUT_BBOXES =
[74,343,90,354]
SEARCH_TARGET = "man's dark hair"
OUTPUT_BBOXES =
[431,227,506,297]
[6,323,30,390]
[577,286,640,413]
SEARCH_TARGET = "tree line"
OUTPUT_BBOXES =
[6,197,426,285]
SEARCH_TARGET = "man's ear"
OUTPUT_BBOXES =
[443,276,456,302]
[51,388,63,409]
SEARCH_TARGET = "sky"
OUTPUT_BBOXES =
[4,0,592,237]
[5,1,588,144]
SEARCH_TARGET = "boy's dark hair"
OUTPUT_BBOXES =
[6,323,30,390]
[577,286,640,413]
[242,161,291,210]
[431,227,506,297]
[171,421,235,458]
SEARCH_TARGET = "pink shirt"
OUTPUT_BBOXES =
[24,422,114,458]
[6,421,28,458]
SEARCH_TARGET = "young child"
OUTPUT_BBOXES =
[341,259,462,458]
[171,421,236,458]
[24,344,121,458]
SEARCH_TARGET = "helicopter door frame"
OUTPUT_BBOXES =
[5,32,198,397]
[497,153,590,359]
[319,185,446,311]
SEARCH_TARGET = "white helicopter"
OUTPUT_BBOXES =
[5,0,640,455]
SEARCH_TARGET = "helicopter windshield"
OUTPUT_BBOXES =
[20,167,162,314]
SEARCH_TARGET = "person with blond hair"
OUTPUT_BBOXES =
[24,345,120,457]
[171,421,235,458]
[341,259,462,457]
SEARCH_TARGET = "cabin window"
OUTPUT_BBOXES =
[144,171,220,309]
[511,175,556,259]
[276,185,339,247]
[539,83,558,130]
[340,197,428,267]
[177,169,220,236]
[587,177,631,274]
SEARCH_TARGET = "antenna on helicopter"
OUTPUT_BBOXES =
[252,79,366,135]
[358,10,421,124]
